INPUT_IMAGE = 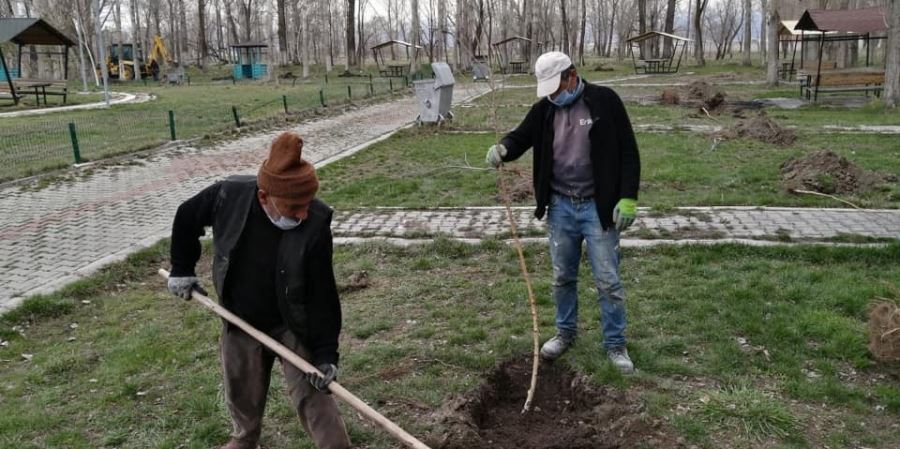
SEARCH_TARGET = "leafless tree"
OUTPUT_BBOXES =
[765,0,778,85]
[693,0,709,65]
[885,0,900,107]
[741,0,751,65]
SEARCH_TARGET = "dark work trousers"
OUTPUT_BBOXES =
[219,324,351,449]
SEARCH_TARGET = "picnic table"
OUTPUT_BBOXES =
[14,79,52,106]
[640,58,668,73]
[508,60,526,74]
[385,63,408,77]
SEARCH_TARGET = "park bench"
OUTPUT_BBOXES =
[802,68,884,102]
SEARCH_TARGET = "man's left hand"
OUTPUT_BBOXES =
[613,199,637,232]
[306,363,338,393]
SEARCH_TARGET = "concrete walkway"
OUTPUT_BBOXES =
[0,92,155,118]
[330,206,899,242]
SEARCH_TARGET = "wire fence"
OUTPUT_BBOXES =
[0,76,412,182]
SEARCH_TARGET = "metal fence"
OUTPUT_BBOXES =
[0,77,408,182]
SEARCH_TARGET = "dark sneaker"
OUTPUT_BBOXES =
[540,334,575,360]
[607,346,634,374]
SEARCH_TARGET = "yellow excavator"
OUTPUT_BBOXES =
[107,35,172,80]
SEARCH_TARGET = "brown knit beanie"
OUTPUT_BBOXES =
[258,132,319,209]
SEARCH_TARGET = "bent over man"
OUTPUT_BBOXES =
[168,132,351,449]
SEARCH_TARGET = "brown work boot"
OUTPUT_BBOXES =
[218,439,257,449]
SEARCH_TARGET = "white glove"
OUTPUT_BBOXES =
[485,144,507,169]
[167,276,207,300]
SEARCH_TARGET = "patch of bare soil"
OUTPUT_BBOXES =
[780,150,897,194]
[660,90,680,105]
[720,111,797,146]
[431,356,684,449]
[497,166,534,202]
[869,299,900,363]
[338,270,370,294]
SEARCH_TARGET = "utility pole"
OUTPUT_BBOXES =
[93,0,110,105]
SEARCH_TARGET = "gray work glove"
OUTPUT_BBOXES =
[167,276,207,300]
[485,144,507,169]
[306,363,338,393]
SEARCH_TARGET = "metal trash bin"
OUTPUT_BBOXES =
[473,57,490,82]
[414,62,455,125]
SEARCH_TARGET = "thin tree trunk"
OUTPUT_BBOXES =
[302,12,310,77]
[345,0,356,71]
[765,0,779,86]
[742,0,751,65]
[560,0,569,55]
[884,0,900,107]
[410,0,420,74]
[115,0,125,78]
[759,0,767,60]
[129,0,142,79]
[663,0,676,57]
[276,0,287,63]
[198,0,209,66]
[578,0,586,64]
[694,0,709,65]
[638,0,647,58]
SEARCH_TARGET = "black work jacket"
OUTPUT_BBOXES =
[170,175,341,365]
[500,82,641,228]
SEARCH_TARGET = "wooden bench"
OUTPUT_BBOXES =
[42,80,68,104]
[802,69,884,102]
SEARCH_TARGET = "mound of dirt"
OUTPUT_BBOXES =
[869,300,900,363]
[660,90,680,105]
[721,111,797,146]
[497,166,534,202]
[432,356,684,449]
[780,150,896,194]
[338,270,370,293]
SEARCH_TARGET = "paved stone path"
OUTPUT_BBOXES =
[0,82,897,315]
[331,207,900,242]
[0,85,490,313]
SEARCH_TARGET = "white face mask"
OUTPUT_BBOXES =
[264,201,302,230]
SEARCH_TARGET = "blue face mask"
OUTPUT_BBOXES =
[548,76,584,107]
[265,202,302,230]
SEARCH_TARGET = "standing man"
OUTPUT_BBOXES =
[485,52,640,373]
[167,132,351,449]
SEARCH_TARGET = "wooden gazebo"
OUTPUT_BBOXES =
[371,40,422,77]
[625,31,690,75]
[0,18,74,105]
[793,7,888,101]
[491,36,532,74]
[230,43,268,80]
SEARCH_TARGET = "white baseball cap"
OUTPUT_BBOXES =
[534,51,573,98]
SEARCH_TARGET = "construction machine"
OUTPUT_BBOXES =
[106,35,172,81]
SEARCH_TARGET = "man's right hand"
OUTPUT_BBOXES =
[167,276,207,300]
[485,144,507,169]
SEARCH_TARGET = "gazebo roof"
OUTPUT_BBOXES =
[626,31,690,43]
[794,7,887,34]
[492,36,532,46]
[230,42,268,48]
[0,18,74,46]
[371,40,422,50]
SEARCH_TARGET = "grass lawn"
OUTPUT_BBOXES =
[317,128,900,209]
[0,73,407,182]
[1,240,898,448]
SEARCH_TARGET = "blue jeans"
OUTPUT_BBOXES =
[547,194,627,349]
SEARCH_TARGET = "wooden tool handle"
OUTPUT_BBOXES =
[159,269,432,449]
